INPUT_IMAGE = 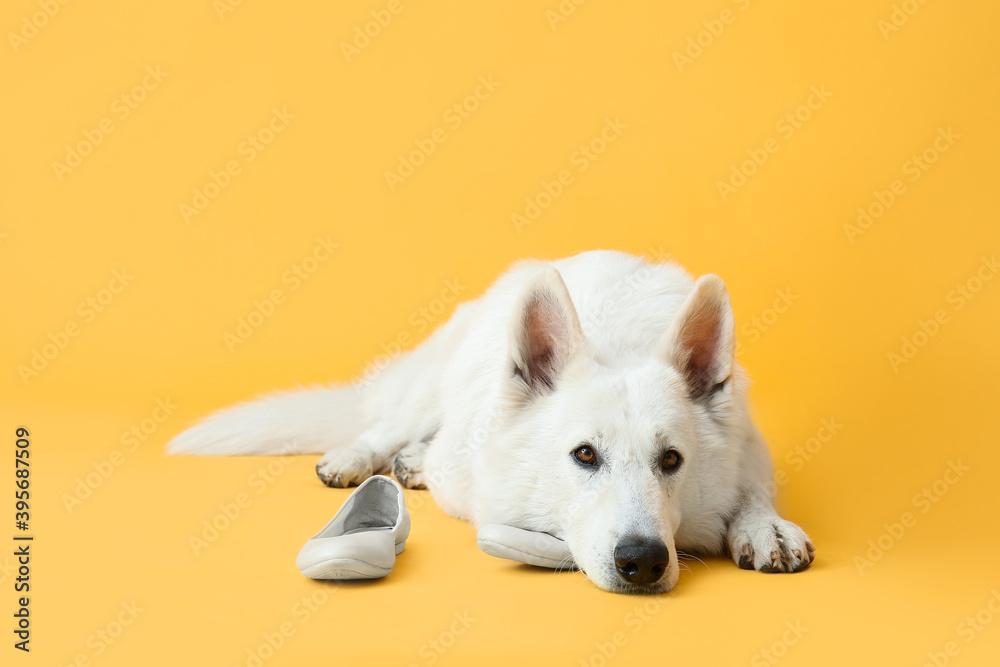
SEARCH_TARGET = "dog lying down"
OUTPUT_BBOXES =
[168,250,814,594]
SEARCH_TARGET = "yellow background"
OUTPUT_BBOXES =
[2,0,999,664]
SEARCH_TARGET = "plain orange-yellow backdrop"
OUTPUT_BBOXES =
[2,0,999,665]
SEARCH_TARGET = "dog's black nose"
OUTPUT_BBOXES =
[614,537,670,585]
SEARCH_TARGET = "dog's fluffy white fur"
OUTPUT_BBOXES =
[168,250,814,593]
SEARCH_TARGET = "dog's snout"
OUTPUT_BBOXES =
[614,537,670,586]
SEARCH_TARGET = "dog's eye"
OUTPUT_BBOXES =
[660,450,682,473]
[572,444,598,466]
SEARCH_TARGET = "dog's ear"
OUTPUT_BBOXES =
[662,274,735,399]
[507,266,584,396]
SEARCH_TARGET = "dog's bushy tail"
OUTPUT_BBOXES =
[166,385,365,456]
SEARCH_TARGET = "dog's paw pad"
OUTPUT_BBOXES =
[731,519,814,573]
[315,449,375,488]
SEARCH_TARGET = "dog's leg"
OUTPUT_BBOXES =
[726,429,815,573]
[315,424,407,488]
[726,491,815,573]
[392,439,430,489]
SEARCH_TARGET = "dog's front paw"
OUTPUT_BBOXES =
[315,448,375,488]
[393,457,426,489]
[392,440,429,489]
[730,518,815,573]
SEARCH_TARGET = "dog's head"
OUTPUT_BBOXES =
[486,265,740,594]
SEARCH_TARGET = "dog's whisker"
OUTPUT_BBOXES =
[550,555,577,575]
[676,551,711,572]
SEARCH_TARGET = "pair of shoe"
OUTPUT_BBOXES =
[296,475,573,580]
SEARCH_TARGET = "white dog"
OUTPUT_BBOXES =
[168,250,814,593]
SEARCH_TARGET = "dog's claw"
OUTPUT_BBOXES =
[315,447,376,488]
[731,518,814,574]
[315,463,357,488]
[392,440,430,490]
[315,464,332,486]
[757,550,783,573]
[737,543,755,569]
[393,456,428,490]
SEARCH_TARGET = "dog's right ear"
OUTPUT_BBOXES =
[507,266,584,398]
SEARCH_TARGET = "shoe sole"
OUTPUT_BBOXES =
[299,541,406,580]
[477,537,573,569]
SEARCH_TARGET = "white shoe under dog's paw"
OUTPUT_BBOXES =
[296,475,410,579]
[477,524,575,569]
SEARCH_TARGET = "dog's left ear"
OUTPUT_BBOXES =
[507,266,584,397]
[662,274,735,399]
